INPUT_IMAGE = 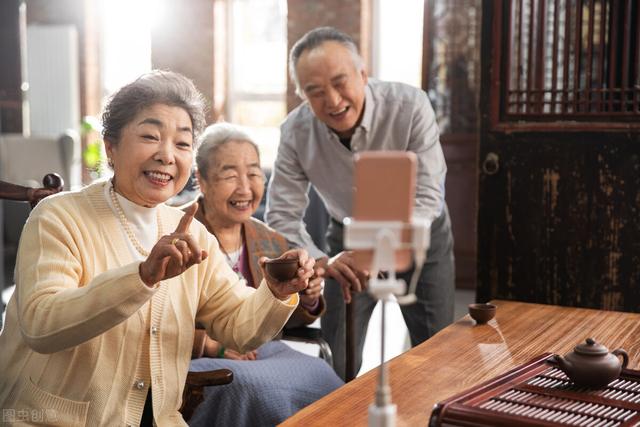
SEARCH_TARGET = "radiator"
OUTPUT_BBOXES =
[26,25,80,138]
[25,25,81,189]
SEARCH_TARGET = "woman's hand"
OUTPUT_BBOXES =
[223,348,258,361]
[259,249,315,301]
[203,336,257,360]
[139,203,209,286]
[300,267,324,306]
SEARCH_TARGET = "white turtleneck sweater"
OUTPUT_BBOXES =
[103,182,158,261]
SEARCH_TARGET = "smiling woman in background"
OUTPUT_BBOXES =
[0,71,314,426]
[187,122,343,427]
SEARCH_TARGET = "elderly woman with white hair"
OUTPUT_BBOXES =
[187,122,343,427]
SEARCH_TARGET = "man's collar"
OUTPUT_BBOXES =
[359,82,374,133]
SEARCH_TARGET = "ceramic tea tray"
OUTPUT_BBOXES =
[429,353,640,426]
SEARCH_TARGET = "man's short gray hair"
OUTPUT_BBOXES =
[195,122,260,179]
[289,26,364,98]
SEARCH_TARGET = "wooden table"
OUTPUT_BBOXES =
[281,300,640,426]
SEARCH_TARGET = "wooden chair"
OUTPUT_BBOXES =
[0,133,78,294]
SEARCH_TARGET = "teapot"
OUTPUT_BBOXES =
[554,338,628,388]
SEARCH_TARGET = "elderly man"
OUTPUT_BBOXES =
[265,26,454,380]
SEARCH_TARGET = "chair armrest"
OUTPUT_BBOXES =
[185,368,233,387]
[180,368,233,421]
[282,326,323,341]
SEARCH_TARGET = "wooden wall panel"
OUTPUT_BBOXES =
[477,132,640,311]
[442,134,477,290]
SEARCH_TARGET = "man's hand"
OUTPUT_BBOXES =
[139,203,208,286]
[259,249,315,300]
[318,252,369,303]
[300,268,324,306]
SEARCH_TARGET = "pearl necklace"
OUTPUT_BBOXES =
[109,183,163,257]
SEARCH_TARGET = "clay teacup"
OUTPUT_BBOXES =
[468,303,497,324]
[264,256,299,282]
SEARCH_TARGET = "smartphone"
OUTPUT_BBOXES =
[351,151,416,272]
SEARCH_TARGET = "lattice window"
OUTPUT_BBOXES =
[504,0,640,119]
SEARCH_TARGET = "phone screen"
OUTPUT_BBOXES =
[351,151,416,272]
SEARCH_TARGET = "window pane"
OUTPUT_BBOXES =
[228,0,287,169]
[231,100,286,128]
[230,0,287,94]
[242,126,282,169]
[100,0,151,95]
[373,0,424,87]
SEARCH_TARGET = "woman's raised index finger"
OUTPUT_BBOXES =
[176,202,198,233]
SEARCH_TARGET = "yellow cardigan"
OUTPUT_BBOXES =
[0,181,297,426]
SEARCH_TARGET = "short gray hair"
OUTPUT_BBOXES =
[195,122,260,179]
[102,70,207,145]
[289,26,364,98]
